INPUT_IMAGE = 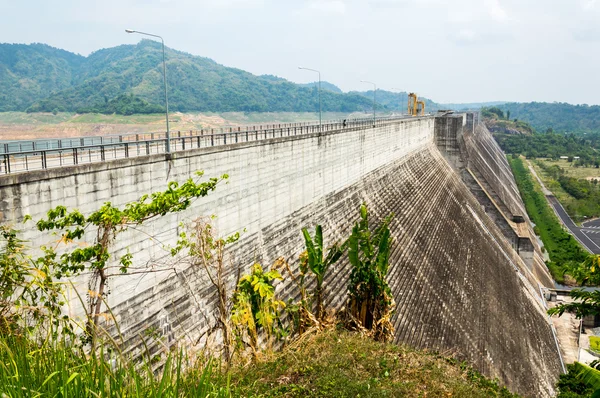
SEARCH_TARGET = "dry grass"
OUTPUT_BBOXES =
[537,159,600,180]
[226,328,518,397]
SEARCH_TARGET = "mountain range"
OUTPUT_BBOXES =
[0,40,419,114]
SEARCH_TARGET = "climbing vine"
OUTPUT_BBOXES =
[32,171,227,346]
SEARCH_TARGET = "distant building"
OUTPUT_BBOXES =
[574,156,580,159]
[560,156,568,159]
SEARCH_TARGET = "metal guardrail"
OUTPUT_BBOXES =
[0,116,414,175]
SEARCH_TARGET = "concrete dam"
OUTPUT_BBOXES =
[0,114,562,396]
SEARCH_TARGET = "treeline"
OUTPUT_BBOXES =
[495,132,600,159]
[508,156,587,282]
[499,102,600,135]
[74,94,163,115]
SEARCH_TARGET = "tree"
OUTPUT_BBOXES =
[171,218,240,363]
[33,171,227,347]
[549,255,600,318]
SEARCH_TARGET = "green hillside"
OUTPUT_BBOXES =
[499,102,600,134]
[299,81,343,93]
[0,41,379,114]
[0,43,84,111]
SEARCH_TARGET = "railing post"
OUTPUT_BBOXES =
[125,143,129,158]
[224,133,227,145]
[146,142,150,155]
[73,148,78,165]
[41,151,47,169]
[101,146,106,161]
[211,130,214,146]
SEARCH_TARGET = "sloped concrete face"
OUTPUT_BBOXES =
[0,117,560,397]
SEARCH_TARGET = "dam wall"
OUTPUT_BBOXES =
[0,116,561,396]
[434,113,554,288]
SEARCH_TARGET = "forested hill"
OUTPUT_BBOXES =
[0,41,378,114]
[499,102,600,134]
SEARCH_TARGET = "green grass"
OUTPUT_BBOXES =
[0,333,230,397]
[227,328,519,397]
[0,327,521,398]
[508,156,587,283]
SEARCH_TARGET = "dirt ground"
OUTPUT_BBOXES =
[0,111,360,141]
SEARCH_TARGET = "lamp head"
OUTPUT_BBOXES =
[125,29,135,33]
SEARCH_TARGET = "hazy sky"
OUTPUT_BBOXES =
[2,0,599,104]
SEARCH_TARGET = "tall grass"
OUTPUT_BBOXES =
[0,332,231,397]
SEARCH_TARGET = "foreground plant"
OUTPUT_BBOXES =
[32,171,227,346]
[172,217,240,363]
[0,332,231,397]
[300,225,343,322]
[549,255,600,319]
[0,225,66,336]
[231,260,286,359]
[344,203,395,341]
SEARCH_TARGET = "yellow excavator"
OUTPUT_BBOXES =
[407,92,426,116]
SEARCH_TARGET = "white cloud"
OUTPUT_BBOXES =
[452,29,479,45]
[486,0,508,22]
[306,0,347,14]
[582,0,598,10]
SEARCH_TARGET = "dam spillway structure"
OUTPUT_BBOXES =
[0,114,562,397]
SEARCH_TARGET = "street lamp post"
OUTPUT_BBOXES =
[298,67,322,131]
[360,80,376,126]
[126,29,171,153]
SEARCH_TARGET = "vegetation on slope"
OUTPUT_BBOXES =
[496,131,599,160]
[227,328,519,397]
[482,106,535,135]
[507,156,587,282]
[1,41,379,114]
[0,327,521,397]
[499,102,600,135]
[0,43,84,112]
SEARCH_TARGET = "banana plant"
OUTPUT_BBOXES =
[301,225,343,321]
[346,203,394,339]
